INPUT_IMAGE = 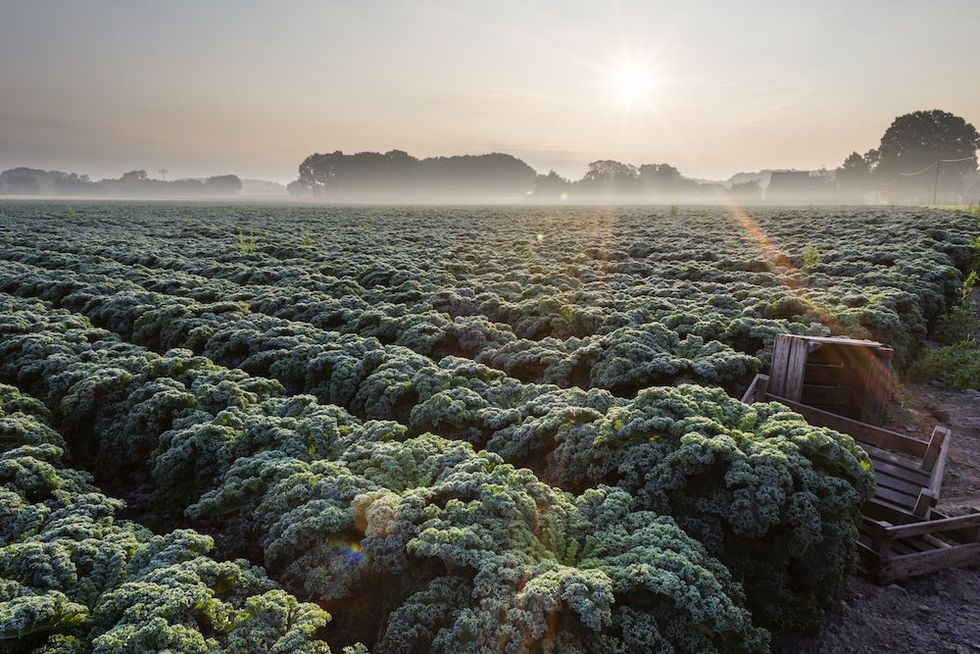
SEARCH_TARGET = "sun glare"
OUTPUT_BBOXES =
[608,62,655,108]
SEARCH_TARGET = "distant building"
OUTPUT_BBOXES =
[765,170,832,203]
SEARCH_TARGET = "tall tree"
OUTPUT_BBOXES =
[579,160,639,195]
[874,110,980,201]
[638,163,682,194]
[532,170,571,200]
[835,151,872,201]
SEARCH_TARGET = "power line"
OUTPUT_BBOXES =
[898,161,937,176]
[877,154,977,188]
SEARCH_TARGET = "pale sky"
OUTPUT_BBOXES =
[1,0,978,183]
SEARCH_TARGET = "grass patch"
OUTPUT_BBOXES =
[911,341,980,390]
[237,230,258,254]
[936,270,977,343]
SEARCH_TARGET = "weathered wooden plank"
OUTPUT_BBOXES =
[875,470,930,498]
[899,536,939,553]
[740,374,770,404]
[863,443,932,478]
[876,512,980,540]
[887,539,921,556]
[926,427,950,497]
[875,543,980,582]
[874,485,920,510]
[863,498,931,525]
[805,404,851,417]
[783,337,810,402]
[870,457,931,487]
[922,426,949,473]
[797,335,883,346]
[920,533,951,550]
[800,384,848,406]
[912,489,936,517]
[764,394,931,458]
[931,510,980,543]
[806,345,850,366]
[861,351,892,425]
[769,335,792,397]
[859,523,930,556]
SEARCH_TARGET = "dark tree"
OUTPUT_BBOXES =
[120,169,149,182]
[0,167,72,195]
[204,175,242,195]
[2,173,41,195]
[874,110,980,202]
[531,170,571,200]
[293,150,534,200]
[578,160,639,196]
[638,163,682,193]
[53,173,95,195]
[835,151,872,201]
[729,180,762,202]
[287,179,312,198]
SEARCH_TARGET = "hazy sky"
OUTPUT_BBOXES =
[2,1,979,183]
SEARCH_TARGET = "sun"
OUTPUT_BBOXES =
[607,62,655,108]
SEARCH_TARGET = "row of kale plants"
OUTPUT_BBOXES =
[1,205,975,369]
[0,281,874,644]
[0,382,339,653]
[1,293,777,652]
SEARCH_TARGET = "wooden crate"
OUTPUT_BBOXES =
[859,503,980,583]
[743,372,980,581]
[767,334,893,425]
[744,373,950,516]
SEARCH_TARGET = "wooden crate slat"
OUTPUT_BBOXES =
[863,498,925,523]
[769,335,792,397]
[875,470,932,499]
[927,430,950,499]
[794,335,884,346]
[875,544,980,583]
[740,374,769,404]
[884,539,920,556]
[923,427,950,475]
[920,533,952,550]
[765,394,931,459]
[870,457,931,487]
[873,486,921,511]
[783,337,810,402]
[875,512,980,541]
[898,536,938,554]
[862,351,892,424]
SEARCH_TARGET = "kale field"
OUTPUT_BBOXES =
[1,202,977,653]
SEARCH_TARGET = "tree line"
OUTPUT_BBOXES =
[0,168,242,197]
[289,109,979,204]
[2,109,976,204]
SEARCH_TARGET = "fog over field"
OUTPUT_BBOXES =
[2,2,979,204]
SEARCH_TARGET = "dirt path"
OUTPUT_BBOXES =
[777,290,980,653]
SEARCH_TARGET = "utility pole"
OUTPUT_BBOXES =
[932,160,940,205]
[158,168,168,181]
